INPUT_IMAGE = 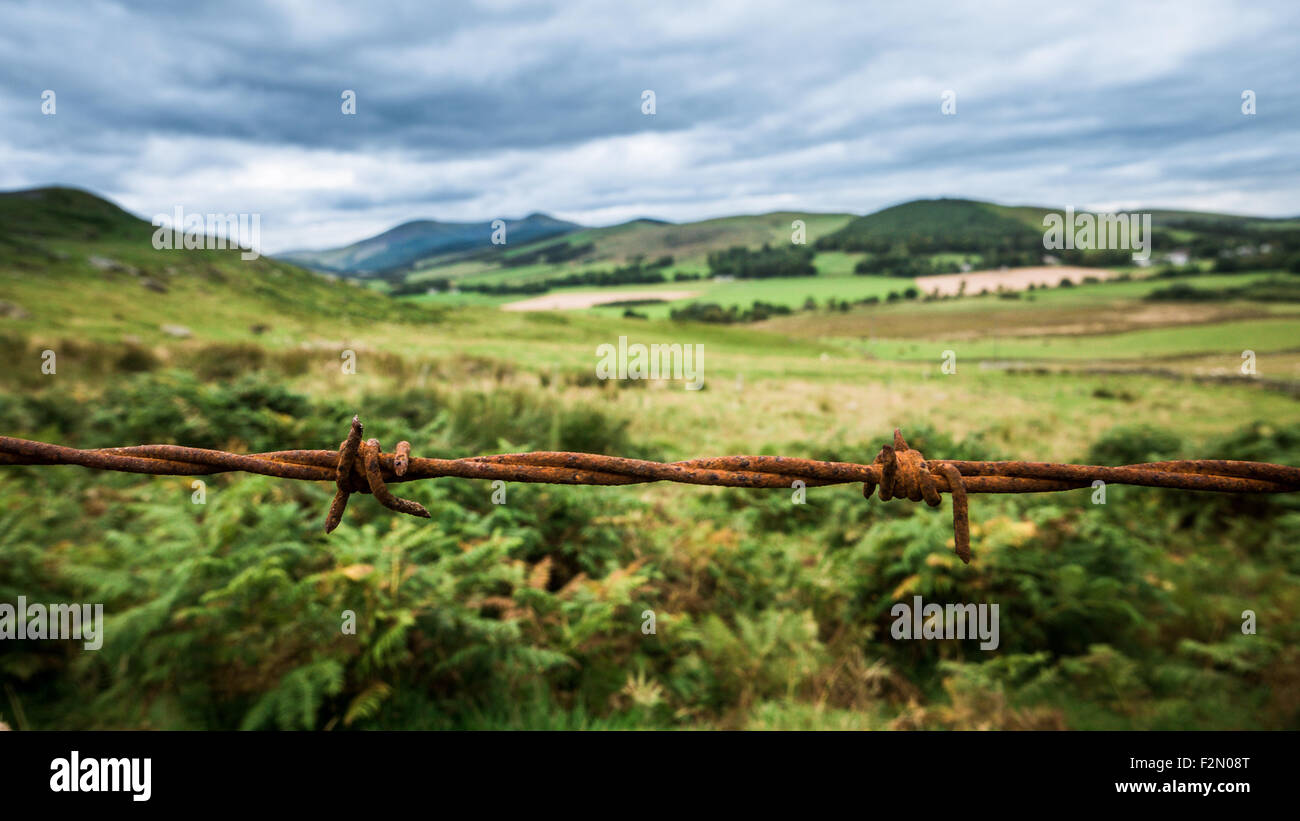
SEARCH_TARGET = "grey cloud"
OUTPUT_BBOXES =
[0,0,1297,252]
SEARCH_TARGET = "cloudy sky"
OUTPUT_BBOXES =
[2,0,1297,252]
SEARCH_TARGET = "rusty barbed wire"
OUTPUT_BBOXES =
[2,418,1298,564]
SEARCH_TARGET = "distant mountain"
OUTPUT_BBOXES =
[6,185,1294,296]
[402,211,858,285]
[548,212,856,263]
[393,198,1300,289]
[279,213,583,278]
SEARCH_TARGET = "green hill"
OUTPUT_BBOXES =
[0,187,437,344]
[6,187,1297,329]
[821,198,1300,252]
[406,210,856,286]
[0,186,147,242]
[815,198,1300,272]
[547,211,855,263]
[816,198,1044,253]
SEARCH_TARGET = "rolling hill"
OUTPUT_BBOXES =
[818,198,1300,253]
[0,186,148,242]
[279,213,582,277]
[275,195,1300,295]
[403,210,857,286]
[403,198,1300,292]
[0,186,436,344]
[817,198,1046,253]
[6,186,1297,330]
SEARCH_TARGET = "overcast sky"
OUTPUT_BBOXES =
[2,0,1297,252]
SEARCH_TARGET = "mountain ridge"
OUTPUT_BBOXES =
[278,212,584,277]
[6,186,1298,286]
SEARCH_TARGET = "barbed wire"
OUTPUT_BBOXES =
[3,418,1298,564]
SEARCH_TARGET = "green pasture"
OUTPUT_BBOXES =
[4,214,1300,730]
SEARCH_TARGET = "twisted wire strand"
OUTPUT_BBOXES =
[2,418,1298,564]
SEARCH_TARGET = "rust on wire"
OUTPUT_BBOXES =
[2,420,1298,564]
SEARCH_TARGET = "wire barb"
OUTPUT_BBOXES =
[2,419,1298,563]
[863,429,967,561]
[324,415,364,534]
[361,438,430,521]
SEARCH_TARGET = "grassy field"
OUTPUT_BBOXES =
[3,229,1297,454]
[831,317,1300,362]
[3,190,1300,731]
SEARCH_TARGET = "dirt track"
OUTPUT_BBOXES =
[914,266,1118,296]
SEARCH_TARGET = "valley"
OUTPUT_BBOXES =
[2,185,1299,731]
